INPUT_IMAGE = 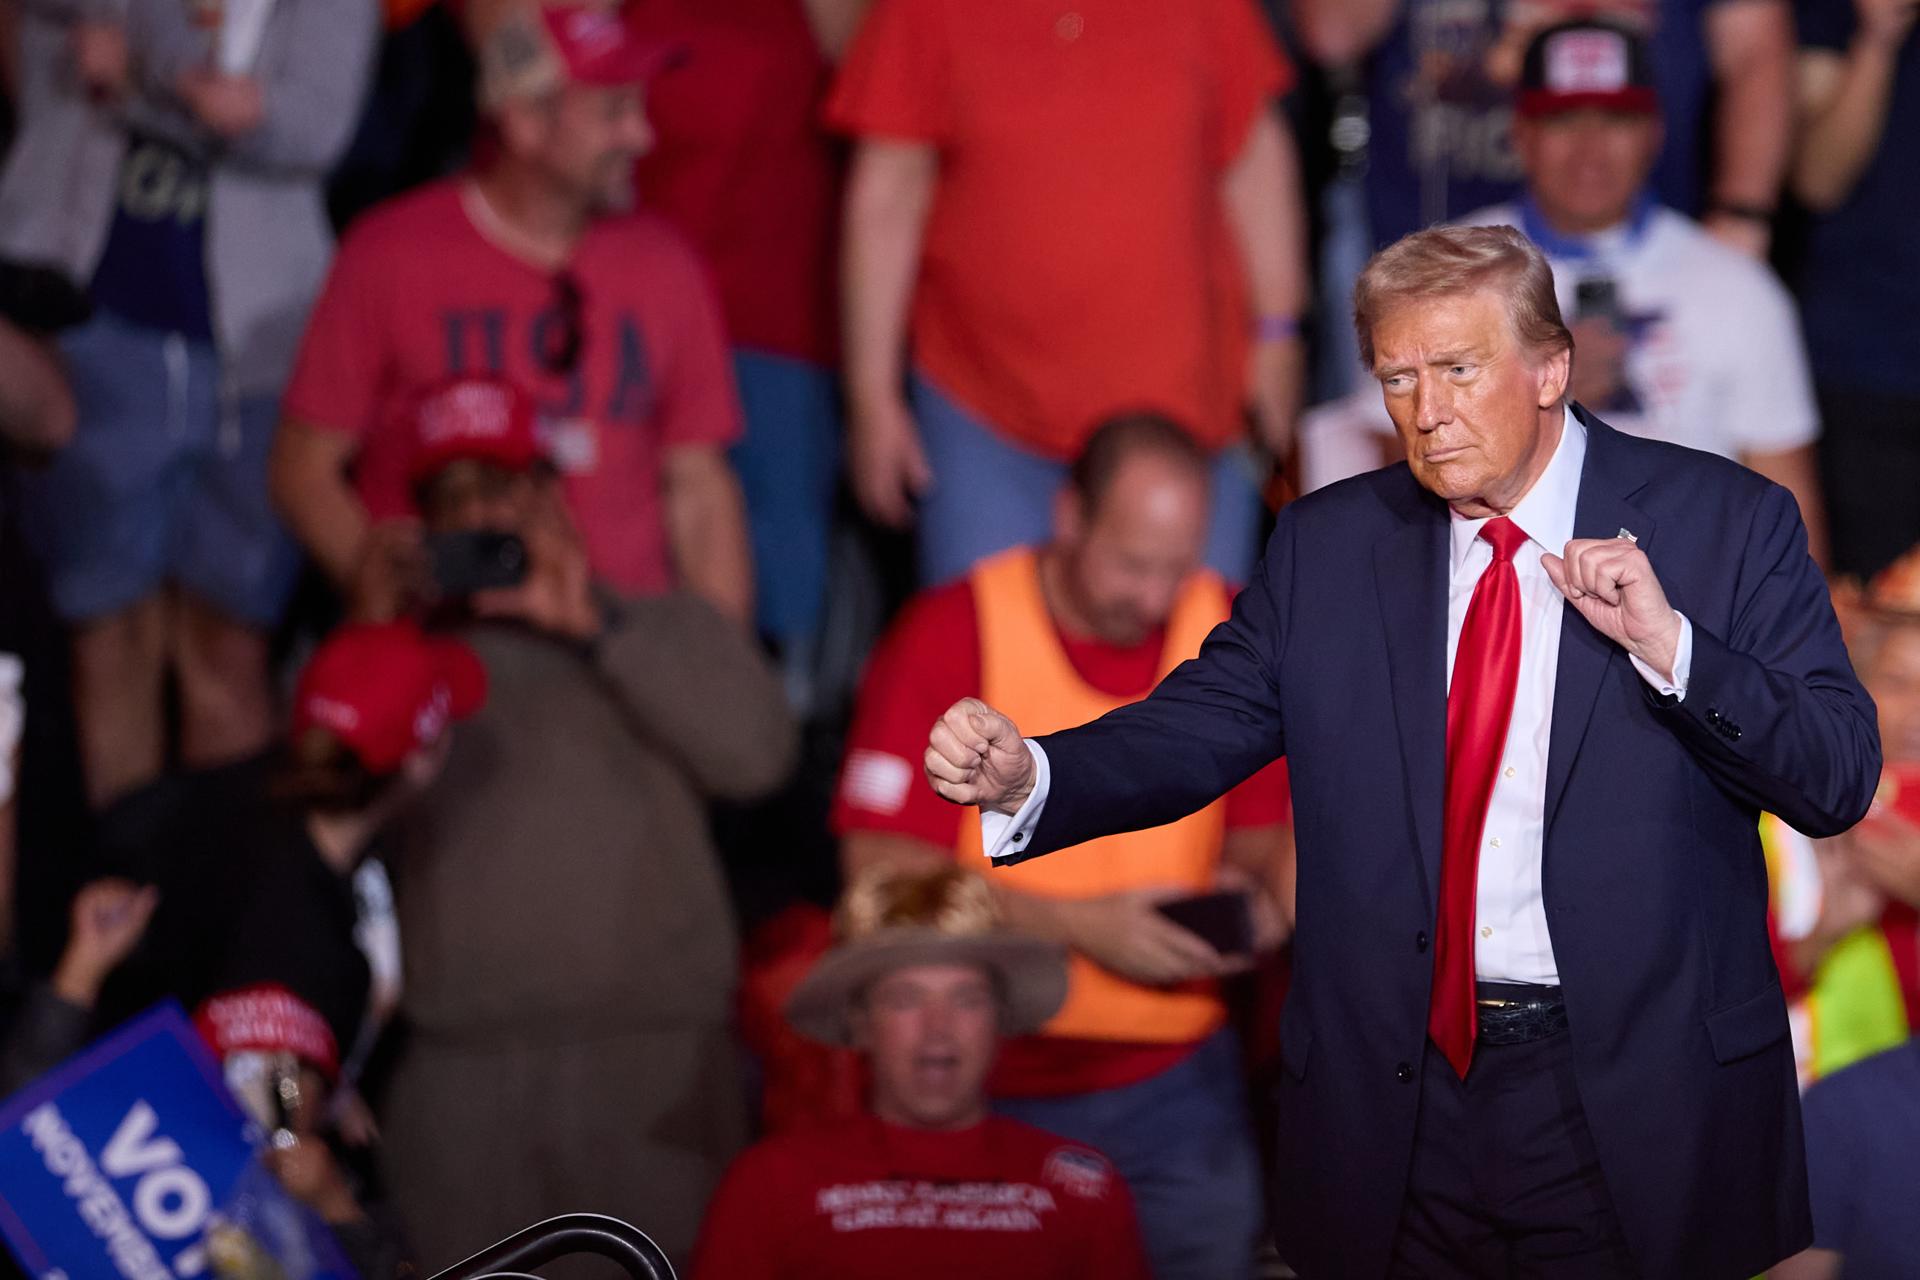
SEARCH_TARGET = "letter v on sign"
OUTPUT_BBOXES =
[99,1102,183,1179]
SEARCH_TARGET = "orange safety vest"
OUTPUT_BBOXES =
[957,547,1230,1044]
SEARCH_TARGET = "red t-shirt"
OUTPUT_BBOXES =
[689,1114,1150,1280]
[833,577,1291,1096]
[633,0,841,366]
[825,0,1291,458]
[282,179,743,596]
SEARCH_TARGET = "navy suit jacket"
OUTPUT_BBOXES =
[1008,409,1881,1279]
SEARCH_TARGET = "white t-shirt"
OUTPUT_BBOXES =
[1302,202,1820,492]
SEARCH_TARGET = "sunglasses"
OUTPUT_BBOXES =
[539,271,585,377]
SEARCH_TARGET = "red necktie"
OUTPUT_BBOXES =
[1428,515,1529,1078]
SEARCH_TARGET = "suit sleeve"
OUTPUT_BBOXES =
[1016,510,1293,863]
[1651,482,1880,836]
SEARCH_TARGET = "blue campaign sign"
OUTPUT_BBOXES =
[0,1003,356,1280]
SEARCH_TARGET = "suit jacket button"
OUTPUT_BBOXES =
[1706,708,1723,725]
[1727,724,1743,741]
[1396,1062,1415,1083]
[1415,931,1429,953]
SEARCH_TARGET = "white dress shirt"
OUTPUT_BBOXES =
[984,412,1693,985]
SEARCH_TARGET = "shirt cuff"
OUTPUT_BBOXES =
[1630,612,1692,700]
[980,740,1050,862]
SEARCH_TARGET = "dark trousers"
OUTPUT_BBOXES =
[1817,385,1920,581]
[1387,1030,1637,1278]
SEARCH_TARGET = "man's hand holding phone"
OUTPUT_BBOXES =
[1063,887,1229,987]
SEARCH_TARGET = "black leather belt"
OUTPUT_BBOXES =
[1474,981,1567,1046]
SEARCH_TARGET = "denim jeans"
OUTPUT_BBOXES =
[14,311,296,625]
[730,349,842,646]
[993,1030,1265,1279]
[909,374,1266,589]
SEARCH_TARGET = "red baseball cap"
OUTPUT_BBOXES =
[408,374,546,485]
[477,2,685,111]
[290,622,487,775]
[195,984,342,1083]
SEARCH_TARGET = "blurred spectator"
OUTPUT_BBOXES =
[835,414,1290,1277]
[367,375,795,1271]
[196,985,414,1276]
[0,0,379,807]
[81,619,479,1272]
[0,257,94,975]
[272,0,753,630]
[827,0,1309,586]
[1303,17,1826,555]
[690,865,1151,1280]
[632,0,858,683]
[94,620,485,1053]
[1293,0,1796,259]
[1768,548,1920,1085]
[1771,1037,1920,1280]
[1791,0,1919,581]
[1,877,156,1096]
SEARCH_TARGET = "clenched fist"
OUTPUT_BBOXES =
[924,698,1036,815]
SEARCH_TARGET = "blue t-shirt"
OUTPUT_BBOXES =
[88,131,214,340]
[1801,1038,1920,1279]
[1363,0,1714,249]
[1794,0,1920,394]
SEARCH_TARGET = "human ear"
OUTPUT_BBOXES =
[1537,344,1571,408]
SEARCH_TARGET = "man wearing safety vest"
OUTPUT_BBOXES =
[833,411,1292,1280]
[1766,545,1920,1086]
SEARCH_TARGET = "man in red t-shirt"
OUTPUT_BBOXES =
[270,0,752,624]
[828,0,1309,589]
[834,413,1291,1277]
[691,865,1150,1280]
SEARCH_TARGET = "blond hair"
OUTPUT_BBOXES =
[834,865,1002,943]
[1353,225,1572,370]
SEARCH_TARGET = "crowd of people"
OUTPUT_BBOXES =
[0,0,1912,1276]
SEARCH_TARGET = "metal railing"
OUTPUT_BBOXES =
[426,1213,676,1280]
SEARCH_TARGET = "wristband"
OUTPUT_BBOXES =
[1253,313,1301,342]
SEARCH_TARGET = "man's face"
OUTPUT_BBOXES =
[420,460,538,535]
[1514,110,1662,234]
[1056,454,1209,647]
[853,963,999,1132]
[1372,287,1569,518]
[514,81,653,213]
[1869,624,1920,764]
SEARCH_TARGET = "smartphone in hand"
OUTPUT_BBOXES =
[426,530,528,597]
[1155,890,1255,957]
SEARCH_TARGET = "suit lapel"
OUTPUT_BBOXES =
[1544,412,1655,832]
[1374,488,1450,906]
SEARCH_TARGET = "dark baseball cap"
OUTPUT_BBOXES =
[1517,19,1659,119]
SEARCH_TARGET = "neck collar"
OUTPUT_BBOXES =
[1517,189,1655,261]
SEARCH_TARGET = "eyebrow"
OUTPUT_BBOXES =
[1374,348,1489,377]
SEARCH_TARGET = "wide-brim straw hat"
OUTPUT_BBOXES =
[785,925,1069,1047]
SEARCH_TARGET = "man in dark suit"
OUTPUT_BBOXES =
[922,225,1882,1279]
